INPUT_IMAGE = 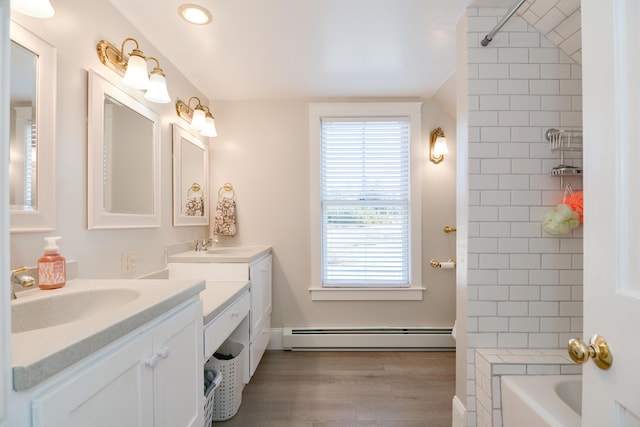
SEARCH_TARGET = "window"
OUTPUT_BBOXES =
[309,103,423,301]
[321,118,410,286]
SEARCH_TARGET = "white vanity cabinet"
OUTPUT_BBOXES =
[248,255,272,376]
[168,251,272,379]
[28,299,203,427]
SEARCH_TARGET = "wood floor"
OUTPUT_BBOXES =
[215,350,455,427]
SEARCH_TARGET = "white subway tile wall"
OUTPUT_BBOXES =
[474,349,579,427]
[466,6,582,427]
[518,0,582,63]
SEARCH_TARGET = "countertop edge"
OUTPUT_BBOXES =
[13,280,206,391]
[167,246,272,264]
[203,282,251,325]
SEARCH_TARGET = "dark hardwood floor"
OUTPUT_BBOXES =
[215,350,455,427]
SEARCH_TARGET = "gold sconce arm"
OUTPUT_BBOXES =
[176,96,204,121]
[97,37,171,104]
[97,39,127,76]
[176,97,218,137]
[176,99,192,121]
[97,37,146,76]
[146,57,165,76]
[120,37,140,63]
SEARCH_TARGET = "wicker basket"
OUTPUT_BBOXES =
[203,368,222,427]
[205,340,245,421]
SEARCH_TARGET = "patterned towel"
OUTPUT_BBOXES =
[213,196,236,236]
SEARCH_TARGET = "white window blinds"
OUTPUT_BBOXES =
[320,118,411,287]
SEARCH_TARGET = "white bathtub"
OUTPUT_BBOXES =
[501,375,581,427]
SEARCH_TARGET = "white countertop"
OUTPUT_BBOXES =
[12,278,205,391]
[200,281,251,325]
[168,245,271,264]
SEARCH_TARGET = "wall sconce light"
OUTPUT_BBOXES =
[430,127,449,164]
[176,97,218,137]
[11,0,55,18]
[96,38,171,104]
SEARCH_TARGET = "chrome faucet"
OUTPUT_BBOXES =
[194,238,219,252]
[10,267,35,300]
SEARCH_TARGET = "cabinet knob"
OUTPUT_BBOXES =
[145,355,159,368]
[157,347,170,359]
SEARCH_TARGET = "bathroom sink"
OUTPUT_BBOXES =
[204,247,250,255]
[11,278,205,391]
[11,288,140,333]
[167,245,272,263]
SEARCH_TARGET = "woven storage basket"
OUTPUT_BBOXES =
[205,340,244,421]
[203,368,222,427]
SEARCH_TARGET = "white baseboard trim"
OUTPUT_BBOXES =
[452,395,466,427]
[267,327,455,351]
[281,326,455,350]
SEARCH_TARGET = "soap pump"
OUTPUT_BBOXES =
[37,236,66,290]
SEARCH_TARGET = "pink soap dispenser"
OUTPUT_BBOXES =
[37,236,66,290]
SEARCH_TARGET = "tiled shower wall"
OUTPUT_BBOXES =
[465,7,583,426]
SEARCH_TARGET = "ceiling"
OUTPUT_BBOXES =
[110,0,520,101]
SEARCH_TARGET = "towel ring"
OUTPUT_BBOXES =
[218,182,235,198]
[187,182,203,198]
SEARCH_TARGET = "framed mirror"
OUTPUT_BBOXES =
[9,21,56,233]
[172,124,209,226]
[88,70,161,229]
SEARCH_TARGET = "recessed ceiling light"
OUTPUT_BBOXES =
[179,4,212,25]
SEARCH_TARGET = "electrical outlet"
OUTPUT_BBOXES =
[122,251,137,275]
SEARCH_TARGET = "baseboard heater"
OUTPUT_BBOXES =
[282,327,455,350]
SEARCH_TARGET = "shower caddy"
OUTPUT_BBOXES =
[546,128,583,187]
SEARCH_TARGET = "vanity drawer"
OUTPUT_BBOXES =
[203,291,250,358]
[249,317,271,377]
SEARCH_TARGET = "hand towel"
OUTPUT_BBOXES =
[213,195,236,236]
[185,184,204,216]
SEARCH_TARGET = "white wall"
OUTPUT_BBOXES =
[9,0,210,277]
[463,7,583,426]
[209,98,458,328]
[9,0,458,331]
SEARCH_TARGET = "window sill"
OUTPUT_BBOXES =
[309,287,425,301]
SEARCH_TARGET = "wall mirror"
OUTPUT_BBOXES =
[172,123,209,226]
[9,21,56,233]
[88,70,161,229]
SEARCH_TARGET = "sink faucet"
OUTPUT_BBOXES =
[194,238,219,252]
[10,267,35,300]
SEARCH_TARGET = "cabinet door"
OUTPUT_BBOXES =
[33,334,153,427]
[249,255,272,343]
[152,300,203,427]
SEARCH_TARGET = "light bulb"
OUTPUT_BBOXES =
[144,70,170,104]
[433,136,449,156]
[122,50,149,90]
[201,114,218,137]
[190,108,206,131]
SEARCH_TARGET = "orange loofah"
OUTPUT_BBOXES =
[564,191,583,223]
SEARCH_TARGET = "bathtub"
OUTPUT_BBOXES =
[501,375,581,427]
